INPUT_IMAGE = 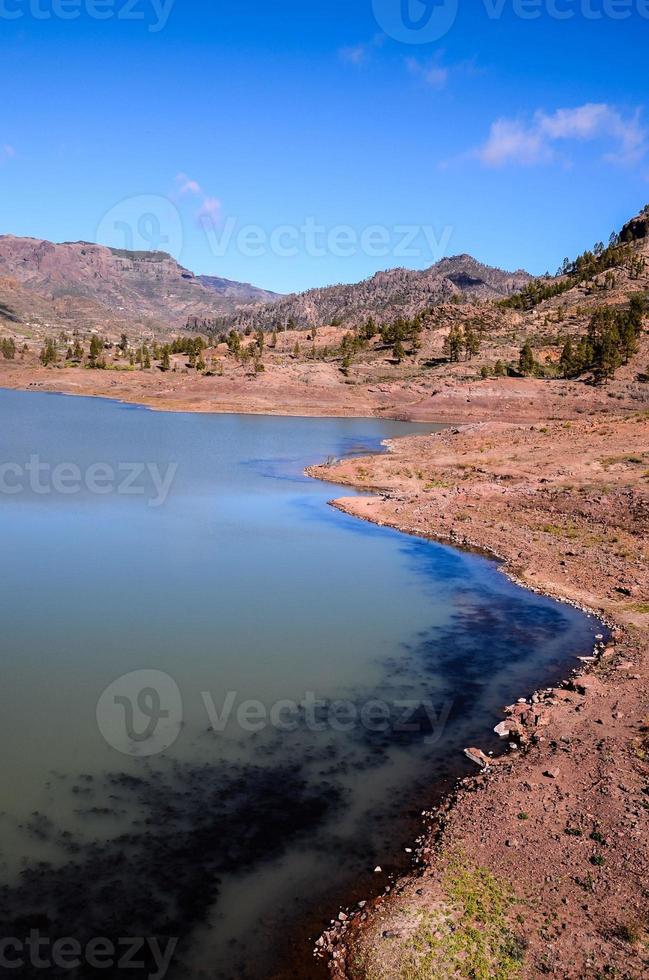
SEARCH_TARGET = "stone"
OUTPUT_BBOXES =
[464,747,491,768]
[494,720,519,738]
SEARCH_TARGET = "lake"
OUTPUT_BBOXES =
[0,388,601,979]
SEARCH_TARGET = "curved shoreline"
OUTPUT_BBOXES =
[2,379,647,976]
[307,418,648,979]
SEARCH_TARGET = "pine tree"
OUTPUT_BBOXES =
[587,309,622,383]
[464,323,480,360]
[40,338,58,367]
[444,325,464,363]
[1,338,16,360]
[559,339,576,378]
[619,316,639,364]
[363,317,376,341]
[88,335,103,367]
[519,341,535,376]
[227,330,241,357]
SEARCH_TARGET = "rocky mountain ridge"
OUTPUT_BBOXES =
[189,254,533,334]
[0,235,278,338]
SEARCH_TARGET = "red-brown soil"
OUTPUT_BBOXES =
[308,416,649,979]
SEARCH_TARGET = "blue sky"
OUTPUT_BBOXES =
[1,0,647,293]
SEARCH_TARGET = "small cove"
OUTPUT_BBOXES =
[0,388,603,979]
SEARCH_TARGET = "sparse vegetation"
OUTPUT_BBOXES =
[361,860,524,980]
[39,337,58,367]
[1,337,16,360]
[500,240,637,312]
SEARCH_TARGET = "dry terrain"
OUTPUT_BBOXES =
[0,235,277,339]
[308,416,649,979]
[1,209,649,979]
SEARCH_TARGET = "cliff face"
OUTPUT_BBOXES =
[621,206,649,244]
[0,236,276,336]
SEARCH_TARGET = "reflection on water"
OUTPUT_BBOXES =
[0,390,601,978]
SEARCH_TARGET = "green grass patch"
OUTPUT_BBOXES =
[366,861,524,980]
[630,602,649,614]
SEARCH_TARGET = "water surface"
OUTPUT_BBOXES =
[0,389,600,978]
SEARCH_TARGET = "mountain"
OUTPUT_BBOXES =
[197,274,278,306]
[187,254,533,334]
[0,235,278,338]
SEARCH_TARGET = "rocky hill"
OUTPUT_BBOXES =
[197,274,277,306]
[0,236,278,339]
[190,254,533,334]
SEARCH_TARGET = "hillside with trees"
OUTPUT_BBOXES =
[188,255,533,335]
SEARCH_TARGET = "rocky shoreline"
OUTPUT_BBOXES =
[308,415,648,978]
[1,373,647,976]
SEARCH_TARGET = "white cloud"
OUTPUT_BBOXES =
[476,118,549,166]
[339,44,368,66]
[406,57,449,90]
[196,197,222,224]
[1,144,16,163]
[175,172,202,195]
[338,34,385,67]
[537,104,646,165]
[473,103,646,168]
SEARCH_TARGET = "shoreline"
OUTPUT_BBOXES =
[2,377,647,976]
[2,359,645,426]
[0,382,428,425]
[307,418,648,978]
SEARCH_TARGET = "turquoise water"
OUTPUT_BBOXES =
[0,389,600,978]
